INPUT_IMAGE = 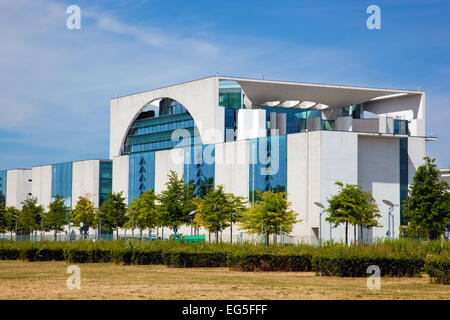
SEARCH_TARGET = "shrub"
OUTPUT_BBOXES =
[425,253,450,285]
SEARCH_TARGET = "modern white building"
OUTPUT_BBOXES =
[439,169,450,186]
[0,75,433,242]
[110,75,429,243]
[30,159,112,210]
[0,169,32,209]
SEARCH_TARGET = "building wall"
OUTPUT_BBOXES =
[287,133,311,238]
[112,155,129,203]
[320,131,358,243]
[358,135,400,241]
[154,148,185,194]
[32,166,52,208]
[72,160,100,208]
[6,169,32,209]
[110,76,221,158]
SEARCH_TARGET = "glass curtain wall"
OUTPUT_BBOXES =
[0,170,6,203]
[99,161,112,206]
[249,135,287,202]
[399,138,408,225]
[184,144,215,198]
[51,162,73,208]
[124,98,201,154]
[129,152,155,205]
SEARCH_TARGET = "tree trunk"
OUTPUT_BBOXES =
[54,229,57,241]
[208,230,211,242]
[345,222,348,246]
[230,222,233,243]
[354,224,357,245]
[215,230,218,243]
[116,228,119,240]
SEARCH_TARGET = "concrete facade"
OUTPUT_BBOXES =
[72,160,101,208]
[5,169,32,209]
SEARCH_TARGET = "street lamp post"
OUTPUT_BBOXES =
[382,200,396,240]
[314,202,325,245]
[188,211,196,236]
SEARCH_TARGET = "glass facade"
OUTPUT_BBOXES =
[51,162,73,208]
[219,84,243,109]
[249,135,287,202]
[259,106,322,135]
[394,119,408,135]
[342,104,362,118]
[0,170,7,203]
[399,138,408,225]
[99,160,112,206]
[184,144,215,197]
[129,151,155,204]
[124,98,201,155]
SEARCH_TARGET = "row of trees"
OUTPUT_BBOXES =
[1,157,447,243]
[0,195,67,240]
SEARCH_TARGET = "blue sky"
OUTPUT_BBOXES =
[0,0,449,169]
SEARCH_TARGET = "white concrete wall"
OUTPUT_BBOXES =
[32,166,52,209]
[6,169,32,209]
[110,76,221,158]
[407,137,426,184]
[236,109,266,140]
[287,133,312,239]
[358,135,400,241]
[154,148,184,194]
[320,131,358,243]
[214,140,251,240]
[112,155,129,203]
[72,160,100,208]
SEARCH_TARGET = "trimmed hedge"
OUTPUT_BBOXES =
[0,239,448,282]
[425,253,450,284]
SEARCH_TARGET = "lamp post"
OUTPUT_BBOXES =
[188,211,196,236]
[66,210,72,242]
[39,213,44,241]
[314,202,325,244]
[382,200,396,239]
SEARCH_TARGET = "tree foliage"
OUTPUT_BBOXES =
[99,192,127,239]
[240,190,297,244]
[158,170,196,232]
[403,157,450,240]
[72,195,96,239]
[193,185,247,242]
[325,182,380,245]
[126,189,159,236]
[19,196,44,235]
[44,195,68,240]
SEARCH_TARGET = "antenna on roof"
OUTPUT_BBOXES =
[262,74,264,80]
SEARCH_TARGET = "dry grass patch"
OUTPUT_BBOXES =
[0,261,448,300]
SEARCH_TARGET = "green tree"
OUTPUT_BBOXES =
[4,207,19,239]
[72,195,96,240]
[19,196,44,238]
[44,195,68,241]
[126,190,159,238]
[325,182,380,245]
[0,201,7,235]
[158,171,196,234]
[240,190,298,244]
[194,185,247,242]
[99,192,127,240]
[126,197,141,237]
[403,157,450,240]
